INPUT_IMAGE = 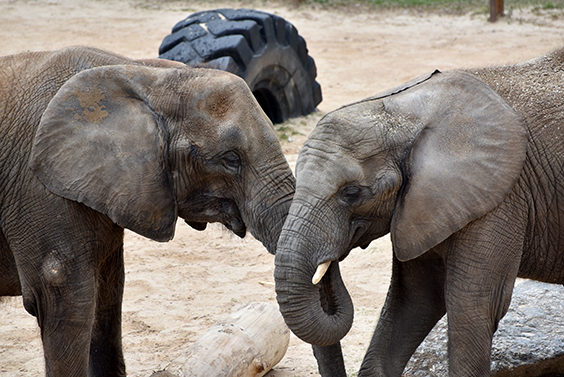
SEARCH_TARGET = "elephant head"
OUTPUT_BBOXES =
[30,64,294,253]
[274,71,527,347]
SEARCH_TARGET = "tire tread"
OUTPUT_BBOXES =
[158,8,322,122]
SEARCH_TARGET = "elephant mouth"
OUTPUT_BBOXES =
[184,218,246,237]
[221,209,246,238]
[309,223,369,277]
[180,197,246,238]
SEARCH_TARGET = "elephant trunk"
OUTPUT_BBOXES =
[274,213,354,346]
[247,165,295,255]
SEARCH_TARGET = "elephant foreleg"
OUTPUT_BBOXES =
[313,343,347,377]
[8,199,126,377]
[444,217,523,376]
[89,245,126,377]
[359,251,446,377]
[0,228,21,296]
[17,255,98,377]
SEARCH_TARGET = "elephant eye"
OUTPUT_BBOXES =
[340,185,362,205]
[220,151,242,173]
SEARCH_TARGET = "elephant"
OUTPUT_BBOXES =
[274,47,564,376]
[0,46,294,377]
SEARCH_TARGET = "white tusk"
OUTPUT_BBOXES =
[312,261,331,285]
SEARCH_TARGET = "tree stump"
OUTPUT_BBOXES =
[489,0,504,22]
[152,302,290,377]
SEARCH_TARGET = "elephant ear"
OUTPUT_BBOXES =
[30,65,177,242]
[388,71,527,261]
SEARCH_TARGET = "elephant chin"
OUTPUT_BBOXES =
[224,218,247,238]
[185,220,207,231]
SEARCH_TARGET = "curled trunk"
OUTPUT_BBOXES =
[274,220,354,346]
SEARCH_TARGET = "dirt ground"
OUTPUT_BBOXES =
[1,0,563,376]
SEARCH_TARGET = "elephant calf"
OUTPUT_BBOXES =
[0,46,294,377]
[275,47,564,376]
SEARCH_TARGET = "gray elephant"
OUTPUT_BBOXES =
[0,46,294,377]
[275,47,564,376]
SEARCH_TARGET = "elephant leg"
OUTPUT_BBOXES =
[313,343,347,377]
[7,198,125,377]
[359,251,446,377]
[89,245,126,377]
[444,219,523,376]
[17,253,97,377]
[0,228,21,296]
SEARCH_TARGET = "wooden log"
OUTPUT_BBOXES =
[152,302,290,377]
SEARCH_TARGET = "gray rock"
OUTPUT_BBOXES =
[403,280,564,376]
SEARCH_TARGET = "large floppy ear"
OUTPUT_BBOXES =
[30,65,177,242]
[388,71,528,261]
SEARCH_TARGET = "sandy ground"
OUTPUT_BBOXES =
[1,0,564,376]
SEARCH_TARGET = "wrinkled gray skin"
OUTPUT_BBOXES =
[0,47,294,377]
[275,47,564,376]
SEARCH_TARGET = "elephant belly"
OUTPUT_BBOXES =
[518,244,564,285]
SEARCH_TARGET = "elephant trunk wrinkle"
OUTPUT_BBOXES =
[247,188,294,254]
[275,239,354,346]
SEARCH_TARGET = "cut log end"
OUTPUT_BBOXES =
[154,302,290,377]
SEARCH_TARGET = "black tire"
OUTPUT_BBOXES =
[158,8,322,123]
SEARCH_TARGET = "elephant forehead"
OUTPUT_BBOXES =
[197,90,235,120]
[215,108,277,150]
[196,72,255,115]
[312,104,404,159]
[180,81,275,150]
[198,74,274,140]
[295,143,363,197]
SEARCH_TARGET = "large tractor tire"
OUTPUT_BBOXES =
[158,8,322,123]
